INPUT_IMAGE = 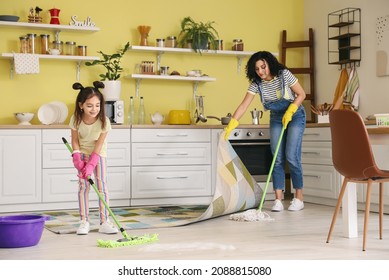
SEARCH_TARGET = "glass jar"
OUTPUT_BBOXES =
[215,39,223,50]
[232,39,244,51]
[166,36,177,48]
[51,40,63,54]
[65,41,76,55]
[19,36,29,53]
[156,38,165,48]
[27,33,37,54]
[78,45,87,56]
[40,34,50,54]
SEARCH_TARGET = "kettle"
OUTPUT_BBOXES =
[250,108,263,124]
[150,112,164,125]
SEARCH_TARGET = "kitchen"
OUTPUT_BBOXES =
[1,0,389,268]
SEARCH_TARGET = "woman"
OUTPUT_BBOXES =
[224,51,306,212]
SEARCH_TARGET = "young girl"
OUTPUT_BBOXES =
[69,81,118,235]
[225,51,306,212]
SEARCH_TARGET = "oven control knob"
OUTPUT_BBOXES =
[258,131,264,136]
[234,131,239,137]
[246,132,252,137]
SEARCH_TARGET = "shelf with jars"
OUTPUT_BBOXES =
[0,21,100,80]
[128,45,255,74]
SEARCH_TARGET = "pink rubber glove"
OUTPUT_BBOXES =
[72,152,85,171]
[80,152,100,179]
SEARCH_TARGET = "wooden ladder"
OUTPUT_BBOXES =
[281,28,315,123]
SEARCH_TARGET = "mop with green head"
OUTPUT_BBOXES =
[62,137,158,248]
[229,127,285,222]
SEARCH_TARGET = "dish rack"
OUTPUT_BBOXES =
[374,114,389,127]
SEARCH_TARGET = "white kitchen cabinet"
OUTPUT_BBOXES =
[41,128,131,207]
[131,128,212,205]
[300,127,342,206]
[0,129,41,207]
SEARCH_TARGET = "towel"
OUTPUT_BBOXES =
[332,68,349,110]
[343,67,360,111]
[13,53,40,74]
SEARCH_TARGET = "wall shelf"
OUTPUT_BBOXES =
[0,21,99,32]
[328,8,361,68]
[126,73,216,97]
[129,45,255,74]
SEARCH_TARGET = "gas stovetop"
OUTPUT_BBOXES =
[229,128,270,140]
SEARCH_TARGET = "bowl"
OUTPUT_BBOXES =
[0,215,49,248]
[14,112,34,125]
[48,48,61,55]
[0,15,20,22]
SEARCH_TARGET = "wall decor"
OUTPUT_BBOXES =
[376,14,389,77]
[70,15,95,27]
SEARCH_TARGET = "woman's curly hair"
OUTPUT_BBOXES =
[245,51,287,83]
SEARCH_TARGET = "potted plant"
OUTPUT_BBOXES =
[178,16,219,53]
[85,42,130,100]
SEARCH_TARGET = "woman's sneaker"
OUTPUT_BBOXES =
[288,198,304,211]
[99,220,119,234]
[271,199,284,212]
[77,221,90,235]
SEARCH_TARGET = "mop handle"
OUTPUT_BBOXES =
[61,137,130,239]
[257,127,285,211]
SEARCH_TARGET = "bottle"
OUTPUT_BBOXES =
[27,33,37,54]
[40,34,50,54]
[138,96,145,124]
[128,96,135,124]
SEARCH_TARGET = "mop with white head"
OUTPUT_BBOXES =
[229,127,285,222]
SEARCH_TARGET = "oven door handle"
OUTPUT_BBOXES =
[230,142,270,146]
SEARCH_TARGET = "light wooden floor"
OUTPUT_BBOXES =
[1,200,388,260]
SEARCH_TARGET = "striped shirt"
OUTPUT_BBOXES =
[247,69,298,102]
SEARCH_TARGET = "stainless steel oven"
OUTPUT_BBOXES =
[228,128,273,189]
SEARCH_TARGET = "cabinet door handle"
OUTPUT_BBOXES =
[303,133,321,136]
[69,179,79,182]
[303,174,321,179]
[302,151,321,155]
[156,133,189,137]
[156,176,188,179]
[156,152,189,156]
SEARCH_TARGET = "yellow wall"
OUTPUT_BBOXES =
[0,0,304,125]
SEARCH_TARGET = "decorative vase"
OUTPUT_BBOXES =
[102,80,121,101]
[138,25,151,46]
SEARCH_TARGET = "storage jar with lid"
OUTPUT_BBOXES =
[65,41,76,55]
[19,36,29,53]
[27,33,37,54]
[40,34,50,54]
[156,38,165,48]
[232,39,244,51]
[78,45,87,56]
[166,36,177,48]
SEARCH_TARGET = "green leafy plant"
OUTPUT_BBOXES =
[178,16,219,53]
[85,42,130,80]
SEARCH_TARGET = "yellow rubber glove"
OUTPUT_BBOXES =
[224,118,239,140]
[282,103,298,128]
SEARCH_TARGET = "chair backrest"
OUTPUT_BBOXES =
[329,109,378,179]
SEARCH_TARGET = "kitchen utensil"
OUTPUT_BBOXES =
[49,8,60,24]
[168,110,191,124]
[0,215,49,248]
[207,113,232,125]
[194,95,207,123]
[48,48,60,55]
[38,103,58,125]
[14,112,34,125]
[138,25,151,46]
[311,103,334,116]
[250,108,263,124]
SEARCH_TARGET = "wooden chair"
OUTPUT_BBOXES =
[327,109,388,251]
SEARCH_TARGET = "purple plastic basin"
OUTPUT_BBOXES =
[0,215,49,248]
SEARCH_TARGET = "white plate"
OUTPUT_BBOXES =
[38,104,58,125]
[50,101,68,124]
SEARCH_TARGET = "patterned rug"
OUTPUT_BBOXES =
[39,131,263,234]
[41,205,209,234]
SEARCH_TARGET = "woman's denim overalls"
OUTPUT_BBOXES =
[257,74,306,191]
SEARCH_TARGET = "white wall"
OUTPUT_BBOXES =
[305,0,389,118]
